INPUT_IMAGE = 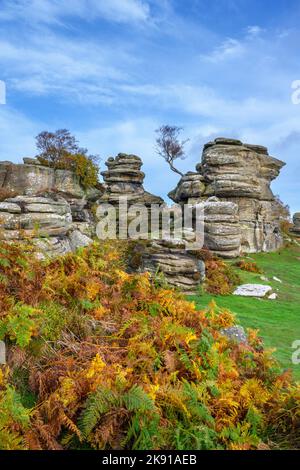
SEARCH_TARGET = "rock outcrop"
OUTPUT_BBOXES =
[0,194,73,257]
[99,154,163,207]
[169,138,285,256]
[0,158,101,199]
[128,239,205,294]
[98,154,204,292]
[0,158,102,257]
[291,213,300,235]
[203,198,241,258]
[0,140,287,291]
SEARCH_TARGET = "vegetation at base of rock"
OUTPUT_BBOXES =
[35,129,100,188]
[0,241,299,450]
[204,258,241,295]
[234,260,263,274]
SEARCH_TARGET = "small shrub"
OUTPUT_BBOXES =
[205,259,241,295]
[235,260,263,274]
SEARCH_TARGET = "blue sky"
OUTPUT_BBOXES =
[0,0,299,213]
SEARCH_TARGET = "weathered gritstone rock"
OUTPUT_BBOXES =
[169,138,285,255]
[0,159,102,203]
[0,193,94,258]
[0,158,103,256]
[68,230,93,251]
[0,195,72,235]
[203,199,241,258]
[0,194,72,256]
[128,239,205,294]
[168,172,206,205]
[291,213,300,235]
[99,154,164,207]
[98,155,203,292]
[233,284,272,298]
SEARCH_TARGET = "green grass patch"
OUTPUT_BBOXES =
[189,243,300,381]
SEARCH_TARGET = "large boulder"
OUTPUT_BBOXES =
[291,213,300,235]
[0,160,103,201]
[0,193,96,258]
[169,138,285,255]
[128,238,205,294]
[99,154,163,207]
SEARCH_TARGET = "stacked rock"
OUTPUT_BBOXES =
[291,213,300,235]
[204,198,241,258]
[0,194,73,257]
[169,138,286,255]
[99,153,163,206]
[128,239,205,294]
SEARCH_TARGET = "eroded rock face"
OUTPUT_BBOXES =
[128,239,205,294]
[0,158,103,257]
[169,138,285,256]
[0,159,103,200]
[291,213,300,235]
[0,193,97,258]
[204,199,241,258]
[0,194,72,257]
[98,154,164,207]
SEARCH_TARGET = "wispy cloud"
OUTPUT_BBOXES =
[246,25,265,37]
[202,38,245,62]
[0,0,151,25]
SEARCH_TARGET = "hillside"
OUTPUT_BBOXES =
[0,240,299,450]
[190,243,300,381]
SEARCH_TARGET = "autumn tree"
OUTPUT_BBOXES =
[155,125,189,177]
[35,129,100,188]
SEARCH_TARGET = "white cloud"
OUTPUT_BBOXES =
[0,31,133,103]
[0,0,150,25]
[202,38,245,63]
[246,25,264,38]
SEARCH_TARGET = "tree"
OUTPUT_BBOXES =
[155,125,189,177]
[35,129,100,188]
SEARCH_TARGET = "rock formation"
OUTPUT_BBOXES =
[128,239,205,294]
[99,154,163,207]
[169,138,285,256]
[0,140,287,291]
[98,154,204,292]
[0,158,102,257]
[291,213,300,235]
[203,198,241,258]
[0,158,100,200]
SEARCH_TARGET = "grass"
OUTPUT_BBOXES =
[189,242,300,382]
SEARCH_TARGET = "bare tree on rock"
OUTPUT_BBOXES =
[155,125,189,177]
